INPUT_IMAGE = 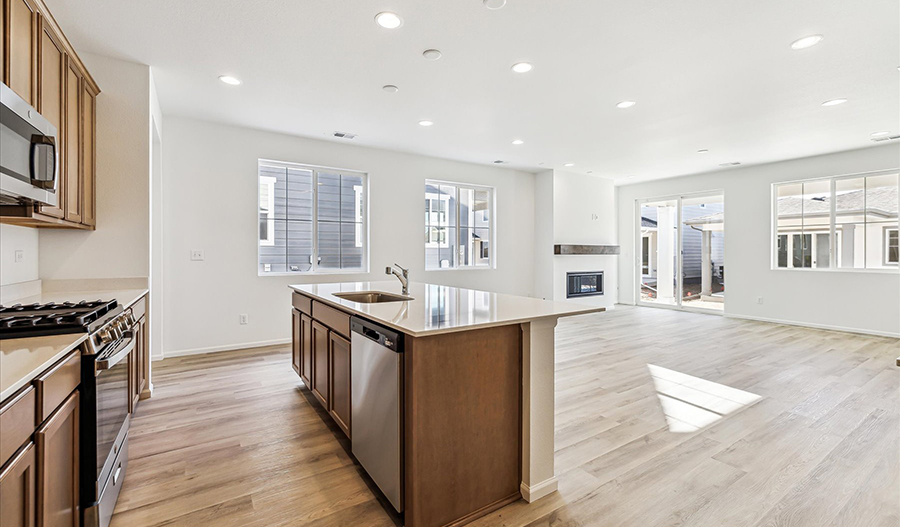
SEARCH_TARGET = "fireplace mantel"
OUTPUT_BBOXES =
[554,244,620,255]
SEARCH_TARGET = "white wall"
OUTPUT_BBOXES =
[0,225,39,286]
[617,144,900,337]
[39,53,151,281]
[161,116,536,356]
[149,69,164,360]
[533,170,618,309]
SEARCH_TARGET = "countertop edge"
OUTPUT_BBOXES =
[0,332,88,402]
[290,285,604,338]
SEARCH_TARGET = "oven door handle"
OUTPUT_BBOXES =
[96,338,135,371]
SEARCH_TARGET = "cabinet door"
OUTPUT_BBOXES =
[6,0,38,104]
[63,60,81,224]
[80,82,97,226]
[300,314,312,387]
[130,318,144,412]
[311,321,329,407]
[291,309,301,376]
[35,390,79,527]
[329,332,351,438]
[36,19,65,219]
[0,442,37,527]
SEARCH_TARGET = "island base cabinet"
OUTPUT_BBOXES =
[291,309,301,376]
[311,321,330,407]
[404,325,522,527]
[0,442,37,527]
[35,390,79,527]
[329,332,351,439]
[300,314,312,387]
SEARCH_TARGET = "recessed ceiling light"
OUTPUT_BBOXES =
[871,131,892,137]
[382,85,399,93]
[616,101,636,109]
[511,62,533,73]
[564,163,574,167]
[587,171,593,174]
[418,120,434,127]
[719,162,741,167]
[493,160,508,164]
[483,0,506,9]
[511,139,524,145]
[375,12,402,29]
[821,98,848,107]
[790,34,824,50]
[423,49,442,61]
[218,75,241,85]
[697,149,709,154]
[627,175,636,179]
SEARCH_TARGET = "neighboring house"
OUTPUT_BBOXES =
[640,204,726,282]
[776,185,898,269]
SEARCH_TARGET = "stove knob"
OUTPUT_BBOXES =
[98,329,114,344]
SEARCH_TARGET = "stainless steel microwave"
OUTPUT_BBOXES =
[0,82,59,207]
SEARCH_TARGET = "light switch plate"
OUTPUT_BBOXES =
[14,250,24,262]
[191,250,205,261]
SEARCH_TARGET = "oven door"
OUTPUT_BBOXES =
[94,337,133,489]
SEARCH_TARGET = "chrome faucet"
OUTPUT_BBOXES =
[385,263,409,295]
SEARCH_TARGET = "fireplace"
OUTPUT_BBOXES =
[566,271,604,298]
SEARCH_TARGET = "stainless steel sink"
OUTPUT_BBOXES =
[332,291,414,303]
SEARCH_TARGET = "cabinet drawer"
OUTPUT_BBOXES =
[130,294,147,320]
[33,351,80,423]
[292,293,312,316]
[312,301,350,338]
[0,386,36,465]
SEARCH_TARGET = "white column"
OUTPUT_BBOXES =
[701,230,712,296]
[657,207,676,301]
[520,317,559,502]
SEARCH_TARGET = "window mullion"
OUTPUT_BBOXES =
[312,170,318,273]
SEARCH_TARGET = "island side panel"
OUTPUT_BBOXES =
[405,325,522,527]
[519,317,559,501]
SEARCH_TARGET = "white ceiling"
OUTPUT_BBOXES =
[44,0,899,182]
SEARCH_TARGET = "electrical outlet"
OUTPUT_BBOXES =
[191,250,205,261]
[757,296,763,304]
[14,250,24,263]
[239,314,249,325]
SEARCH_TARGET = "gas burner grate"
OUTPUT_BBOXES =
[0,300,118,339]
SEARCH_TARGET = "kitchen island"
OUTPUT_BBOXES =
[289,281,603,527]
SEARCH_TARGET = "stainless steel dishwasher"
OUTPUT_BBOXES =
[350,316,403,512]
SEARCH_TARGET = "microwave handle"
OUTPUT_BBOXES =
[29,135,57,186]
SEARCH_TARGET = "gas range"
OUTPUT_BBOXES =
[0,300,119,340]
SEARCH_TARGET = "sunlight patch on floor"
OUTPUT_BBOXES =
[648,364,762,433]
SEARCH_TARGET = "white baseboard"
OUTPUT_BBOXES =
[162,338,292,359]
[520,477,558,503]
[725,313,899,339]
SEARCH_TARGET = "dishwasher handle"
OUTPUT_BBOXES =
[351,317,403,353]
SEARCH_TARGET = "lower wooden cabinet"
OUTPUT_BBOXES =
[35,390,79,527]
[329,332,351,438]
[129,315,147,413]
[311,321,329,407]
[0,442,37,527]
[291,310,301,376]
[300,314,312,387]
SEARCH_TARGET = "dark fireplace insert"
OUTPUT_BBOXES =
[566,271,604,298]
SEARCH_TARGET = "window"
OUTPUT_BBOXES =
[424,180,494,269]
[258,160,367,274]
[773,171,898,270]
[886,229,899,265]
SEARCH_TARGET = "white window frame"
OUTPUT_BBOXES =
[424,179,496,270]
[885,227,899,266]
[257,159,369,276]
[771,168,899,273]
[258,175,276,247]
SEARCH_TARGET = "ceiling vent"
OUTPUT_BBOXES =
[492,160,508,164]
[871,134,900,142]
[718,162,741,167]
[333,131,357,139]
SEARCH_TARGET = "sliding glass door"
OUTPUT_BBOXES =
[637,192,725,313]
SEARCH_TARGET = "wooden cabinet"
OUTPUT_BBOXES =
[35,390,79,527]
[291,309,301,376]
[311,320,330,407]
[0,442,37,527]
[300,314,312,387]
[0,0,100,230]
[5,0,38,104]
[129,314,147,414]
[329,332,351,438]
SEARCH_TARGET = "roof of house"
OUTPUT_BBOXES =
[777,185,898,218]
[683,211,725,225]
[641,217,658,228]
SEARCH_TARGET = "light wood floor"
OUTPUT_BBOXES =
[111,306,900,527]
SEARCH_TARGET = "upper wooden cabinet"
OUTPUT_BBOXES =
[0,0,100,230]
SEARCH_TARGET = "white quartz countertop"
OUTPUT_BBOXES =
[289,281,603,337]
[0,288,148,402]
